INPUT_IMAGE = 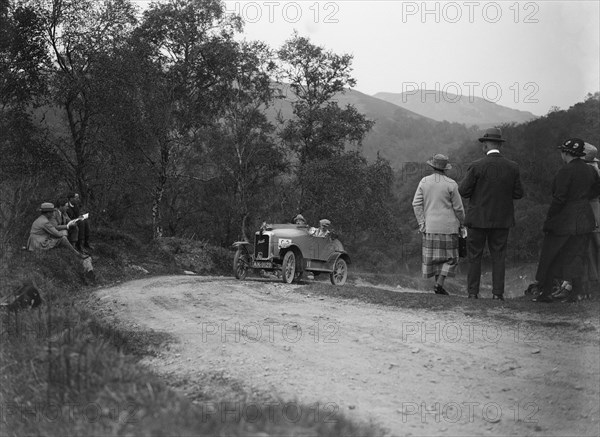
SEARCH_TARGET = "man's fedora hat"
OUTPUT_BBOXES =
[426,154,452,171]
[478,127,506,143]
[583,143,599,162]
[39,202,55,212]
[558,138,586,157]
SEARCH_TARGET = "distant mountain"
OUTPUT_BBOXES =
[269,86,477,167]
[374,90,537,128]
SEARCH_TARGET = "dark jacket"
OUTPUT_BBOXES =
[543,158,600,235]
[458,153,524,228]
[67,202,80,219]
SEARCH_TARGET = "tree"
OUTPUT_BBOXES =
[0,0,49,109]
[277,33,374,163]
[277,33,374,209]
[206,40,286,241]
[128,0,243,239]
[301,152,400,254]
[0,1,58,257]
[38,0,138,203]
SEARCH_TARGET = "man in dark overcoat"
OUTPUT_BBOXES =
[459,128,524,299]
[533,138,600,302]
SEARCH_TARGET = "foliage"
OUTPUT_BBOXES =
[277,33,374,165]
[1,0,597,270]
[205,40,286,240]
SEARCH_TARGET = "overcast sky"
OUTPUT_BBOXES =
[138,1,600,116]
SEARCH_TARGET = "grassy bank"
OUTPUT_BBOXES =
[0,230,382,436]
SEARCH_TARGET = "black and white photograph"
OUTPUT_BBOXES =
[1,0,599,436]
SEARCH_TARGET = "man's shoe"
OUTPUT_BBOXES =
[552,283,572,299]
[532,294,553,303]
[468,294,479,299]
[434,284,449,295]
[83,242,93,250]
[492,294,504,301]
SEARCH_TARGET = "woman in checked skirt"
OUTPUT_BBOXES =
[412,154,465,295]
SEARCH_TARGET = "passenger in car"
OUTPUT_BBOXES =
[309,219,331,238]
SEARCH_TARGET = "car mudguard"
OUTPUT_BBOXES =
[326,251,351,269]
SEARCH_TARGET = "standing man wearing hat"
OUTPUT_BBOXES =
[27,202,88,258]
[413,154,465,295]
[533,138,600,302]
[459,128,524,300]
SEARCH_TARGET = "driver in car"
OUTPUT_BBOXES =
[293,214,307,226]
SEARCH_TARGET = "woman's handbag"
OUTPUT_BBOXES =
[458,226,467,258]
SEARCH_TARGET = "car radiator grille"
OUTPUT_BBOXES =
[254,234,270,259]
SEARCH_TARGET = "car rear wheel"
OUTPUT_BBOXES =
[330,258,348,285]
[282,251,296,284]
[233,247,250,280]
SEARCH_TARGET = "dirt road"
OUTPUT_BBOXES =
[94,275,600,436]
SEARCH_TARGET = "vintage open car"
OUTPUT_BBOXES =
[232,222,351,285]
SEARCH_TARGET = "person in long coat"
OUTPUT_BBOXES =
[458,128,524,300]
[413,154,465,295]
[533,138,600,302]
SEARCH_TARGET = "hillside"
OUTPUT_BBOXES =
[374,90,537,128]
[269,86,477,167]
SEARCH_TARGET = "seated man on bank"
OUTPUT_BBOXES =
[67,192,92,251]
[309,219,332,238]
[53,197,79,249]
[27,202,88,259]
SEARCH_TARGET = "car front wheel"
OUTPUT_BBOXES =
[282,251,296,284]
[233,247,250,280]
[330,258,348,285]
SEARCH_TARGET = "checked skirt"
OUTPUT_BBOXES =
[421,233,459,278]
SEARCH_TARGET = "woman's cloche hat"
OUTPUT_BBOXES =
[558,138,586,157]
[426,154,452,171]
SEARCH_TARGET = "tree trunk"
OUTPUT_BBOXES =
[152,141,170,240]
[241,212,249,242]
[151,186,164,240]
